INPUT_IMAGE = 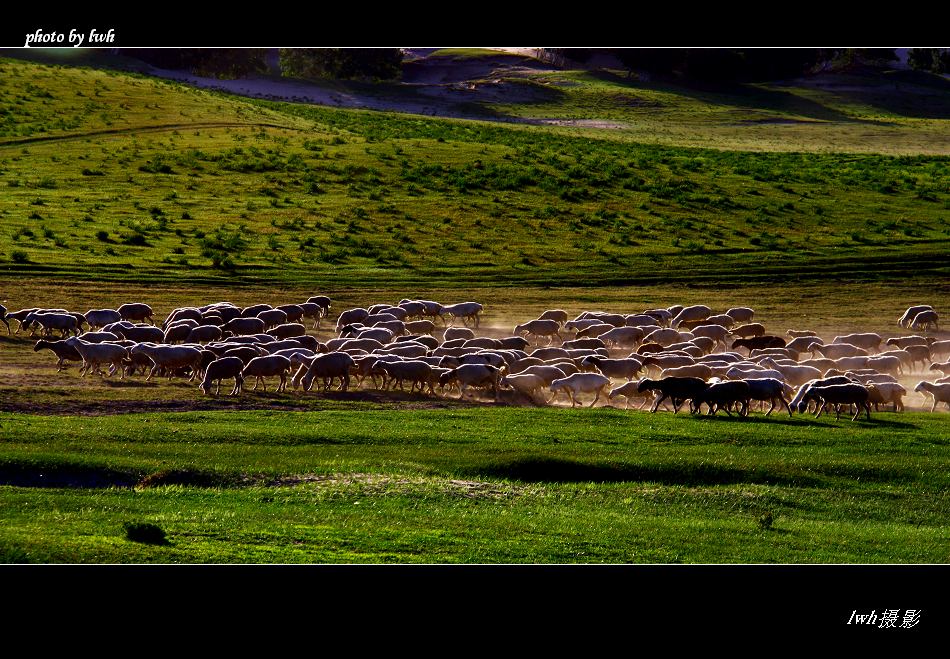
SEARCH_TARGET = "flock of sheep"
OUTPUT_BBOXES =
[3,297,949,420]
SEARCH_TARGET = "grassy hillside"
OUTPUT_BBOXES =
[1,59,948,288]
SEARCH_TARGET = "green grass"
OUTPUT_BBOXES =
[1,408,948,563]
[0,58,947,288]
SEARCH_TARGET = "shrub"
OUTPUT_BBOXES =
[123,521,169,545]
[11,249,29,263]
[96,230,110,242]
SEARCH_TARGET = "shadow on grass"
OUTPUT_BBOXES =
[466,457,823,487]
[689,415,921,430]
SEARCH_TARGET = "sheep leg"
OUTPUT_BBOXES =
[651,393,668,413]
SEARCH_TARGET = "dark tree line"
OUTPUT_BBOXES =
[907,48,950,74]
[548,48,902,81]
[122,48,403,81]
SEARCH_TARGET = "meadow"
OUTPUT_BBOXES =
[1,54,948,563]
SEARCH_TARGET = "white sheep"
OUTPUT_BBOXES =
[671,305,711,329]
[117,303,154,325]
[65,337,129,379]
[131,344,203,382]
[899,305,933,328]
[243,354,292,392]
[910,310,939,332]
[443,327,476,342]
[914,381,950,412]
[514,319,562,345]
[499,373,548,404]
[549,373,611,407]
[440,302,484,328]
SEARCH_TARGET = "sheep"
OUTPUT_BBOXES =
[899,305,933,328]
[440,302,484,328]
[864,355,903,378]
[580,355,643,381]
[624,314,661,328]
[6,308,38,334]
[275,304,305,323]
[117,303,154,325]
[517,365,569,386]
[307,296,332,317]
[76,331,120,344]
[930,361,950,377]
[786,336,824,354]
[790,376,853,413]
[729,323,766,339]
[750,347,800,361]
[243,354,292,393]
[607,382,656,410]
[372,360,433,394]
[186,325,224,344]
[347,327,394,344]
[864,382,906,412]
[801,383,871,421]
[222,345,265,364]
[704,314,737,329]
[396,335,440,350]
[444,327,476,342]
[642,309,674,326]
[575,323,615,339]
[376,306,410,321]
[929,341,950,361]
[114,324,165,344]
[65,337,129,379]
[564,319,606,333]
[914,381,950,412]
[499,373,549,404]
[200,357,246,396]
[641,328,685,348]
[33,339,83,372]
[402,319,435,335]
[301,352,356,393]
[242,303,273,318]
[757,357,822,387]
[692,380,751,417]
[439,364,501,401]
[0,303,8,334]
[597,326,645,349]
[514,319,562,345]
[885,336,930,349]
[744,378,793,416]
[671,305,711,329]
[562,338,607,351]
[131,344,203,382]
[786,329,819,338]
[299,302,325,329]
[163,320,198,344]
[257,308,289,330]
[731,336,786,354]
[376,343,429,359]
[637,377,710,413]
[24,312,80,338]
[910,310,939,332]
[726,307,755,324]
[725,367,786,383]
[549,373,611,408]
[498,336,531,351]
[336,308,370,332]
[641,354,695,373]
[538,309,569,325]
[832,333,882,352]
[690,325,731,350]
[397,300,426,318]
[462,337,502,350]
[84,309,122,330]
[267,323,307,340]
[223,317,266,337]
[659,364,714,381]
